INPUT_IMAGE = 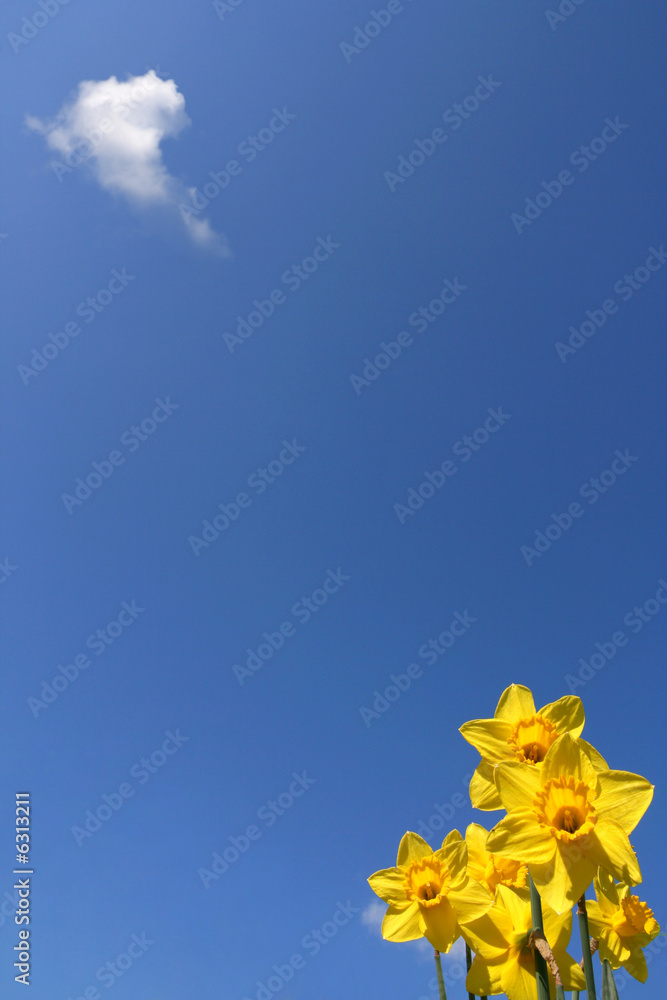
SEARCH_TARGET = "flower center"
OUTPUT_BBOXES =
[403,856,450,908]
[533,776,597,842]
[507,713,559,764]
[611,896,657,938]
[483,854,528,893]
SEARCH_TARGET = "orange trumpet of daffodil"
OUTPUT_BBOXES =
[367,830,492,953]
[465,822,527,896]
[587,869,660,982]
[459,684,587,810]
[461,884,586,999]
[486,733,654,913]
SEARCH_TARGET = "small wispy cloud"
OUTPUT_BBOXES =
[361,901,385,934]
[27,70,229,255]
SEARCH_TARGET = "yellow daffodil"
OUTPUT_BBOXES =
[587,869,660,982]
[486,733,654,913]
[460,684,588,810]
[465,822,527,896]
[462,884,586,999]
[367,830,492,953]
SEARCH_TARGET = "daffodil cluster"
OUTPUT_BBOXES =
[367,684,659,1000]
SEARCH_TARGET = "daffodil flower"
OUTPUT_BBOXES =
[465,822,527,896]
[459,684,587,810]
[486,733,654,913]
[587,869,660,982]
[367,830,492,953]
[462,884,586,999]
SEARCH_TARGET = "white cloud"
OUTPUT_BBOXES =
[361,901,385,934]
[27,71,229,255]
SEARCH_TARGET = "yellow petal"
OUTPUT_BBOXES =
[586,900,613,939]
[487,810,555,863]
[578,738,609,771]
[368,867,407,905]
[587,818,642,885]
[494,760,542,812]
[595,770,654,833]
[542,733,599,791]
[539,695,585,739]
[496,884,531,931]
[466,955,503,996]
[442,829,467,880]
[449,876,495,923]
[495,684,536,722]
[381,901,423,942]
[598,934,629,966]
[420,896,460,953]
[593,868,620,918]
[623,946,648,983]
[501,952,536,1000]
[396,831,433,867]
[542,899,572,953]
[465,823,490,883]
[470,761,503,811]
[459,719,514,763]
[461,908,512,959]
[529,842,596,914]
[554,950,587,992]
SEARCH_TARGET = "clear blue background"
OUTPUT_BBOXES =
[1,0,665,997]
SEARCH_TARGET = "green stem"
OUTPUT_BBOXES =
[577,893,598,999]
[434,950,448,1000]
[601,958,620,1000]
[528,874,551,1000]
[465,942,474,1000]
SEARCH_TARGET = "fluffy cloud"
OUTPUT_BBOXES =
[27,71,228,255]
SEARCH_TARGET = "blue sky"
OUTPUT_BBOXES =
[1,0,666,997]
